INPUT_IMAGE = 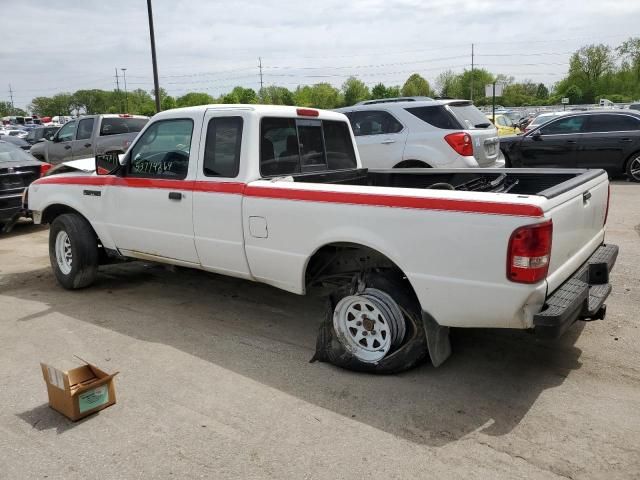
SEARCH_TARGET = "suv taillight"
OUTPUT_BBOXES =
[444,132,473,156]
[40,162,53,177]
[507,220,553,284]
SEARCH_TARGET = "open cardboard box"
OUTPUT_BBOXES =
[41,360,118,421]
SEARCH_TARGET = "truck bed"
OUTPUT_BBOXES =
[288,168,603,198]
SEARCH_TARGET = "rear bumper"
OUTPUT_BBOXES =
[0,193,23,223]
[534,244,618,338]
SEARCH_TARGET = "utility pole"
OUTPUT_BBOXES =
[470,43,474,101]
[121,68,128,112]
[147,0,161,113]
[114,68,122,111]
[258,57,264,97]
[8,84,15,114]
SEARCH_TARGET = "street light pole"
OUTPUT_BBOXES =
[121,68,128,112]
[147,0,161,113]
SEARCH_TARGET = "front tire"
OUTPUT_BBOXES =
[312,272,429,373]
[49,214,99,289]
[625,153,640,182]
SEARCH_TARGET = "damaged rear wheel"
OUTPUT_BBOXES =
[312,272,429,373]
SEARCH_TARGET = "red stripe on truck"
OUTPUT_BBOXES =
[244,185,544,217]
[33,176,543,217]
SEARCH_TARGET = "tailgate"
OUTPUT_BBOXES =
[469,129,500,166]
[544,174,609,293]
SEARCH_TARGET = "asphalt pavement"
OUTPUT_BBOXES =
[0,180,638,479]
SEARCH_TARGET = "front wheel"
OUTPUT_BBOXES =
[625,153,640,182]
[312,272,429,373]
[49,214,99,289]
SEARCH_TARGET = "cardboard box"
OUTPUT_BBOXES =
[40,360,118,421]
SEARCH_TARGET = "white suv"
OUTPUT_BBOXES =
[337,97,501,169]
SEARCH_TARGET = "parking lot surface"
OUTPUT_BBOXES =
[0,181,639,479]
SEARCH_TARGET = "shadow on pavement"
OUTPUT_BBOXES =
[3,262,585,446]
[0,220,47,239]
[15,403,94,434]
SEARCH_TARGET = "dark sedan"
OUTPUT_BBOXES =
[0,135,31,150]
[0,141,51,230]
[500,110,640,181]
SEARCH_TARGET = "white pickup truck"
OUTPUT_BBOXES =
[26,105,618,373]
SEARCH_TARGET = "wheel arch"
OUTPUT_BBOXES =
[393,159,432,169]
[303,241,420,302]
[623,149,640,176]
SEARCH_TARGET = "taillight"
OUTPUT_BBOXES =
[40,162,53,177]
[603,183,611,226]
[507,220,553,284]
[444,132,473,156]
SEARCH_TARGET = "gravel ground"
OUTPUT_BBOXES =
[0,180,638,479]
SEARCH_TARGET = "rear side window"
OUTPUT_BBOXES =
[100,117,148,136]
[405,106,460,130]
[203,116,243,177]
[447,103,492,129]
[584,114,640,132]
[260,117,357,176]
[345,110,403,136]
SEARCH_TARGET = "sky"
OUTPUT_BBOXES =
[2,0,639,109]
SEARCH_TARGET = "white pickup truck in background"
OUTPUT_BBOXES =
[26,105,618,372]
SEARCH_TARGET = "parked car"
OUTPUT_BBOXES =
[336,97,501,169]
[2,128,28,138]
[486,113,521,136]
[629,103,640,112]
[0,135,31,150]
[24,126,60,145]
[0,140,51,230]
[500,110,640,181]
[30,114,149,165]
[523,111,568,133]
[27,104,616,373]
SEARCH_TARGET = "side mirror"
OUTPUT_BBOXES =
[95,152,120,175]
[531,131,542,140]
[51,135,60,143]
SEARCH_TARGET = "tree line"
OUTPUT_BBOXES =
[2,37,638,118]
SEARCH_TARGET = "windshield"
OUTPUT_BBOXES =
[0,141,36,162]
[448,103,493,129]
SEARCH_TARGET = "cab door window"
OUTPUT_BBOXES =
[56,121,77,142]
[76,118,95,140]
[128,119,193,179]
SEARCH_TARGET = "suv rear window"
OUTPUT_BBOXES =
[100,117,148,136]
[405,106,460,129]
[260,117,356,176]
[447,103,492,129]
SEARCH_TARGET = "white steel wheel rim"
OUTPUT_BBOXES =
[630,156,640,179]
[55,230,73,275]
[333,295,392,363]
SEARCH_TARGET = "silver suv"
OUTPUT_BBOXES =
[336,97,501,169]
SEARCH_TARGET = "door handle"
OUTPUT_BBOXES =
[64,145,72,149]
[381,139,396,144]
[168,192,182,200]
[566,140,577,144]
[620,138,633,143]
[84,143,91,148]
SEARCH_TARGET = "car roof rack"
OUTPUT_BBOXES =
[356,96,434,105]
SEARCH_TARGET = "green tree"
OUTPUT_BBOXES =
[29,93,74,117]
[371,83,387,99]
[0,101,13,116]
[565,44,615,102]
[221,87,258,104]
[176,92,214,107]
[401,73,432,97]
[293,83,341,109]
[260,86,294,105]
[434,70,461,97]
[564,84,584,104]
[536,83,549,99]
[342,77,370,106]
